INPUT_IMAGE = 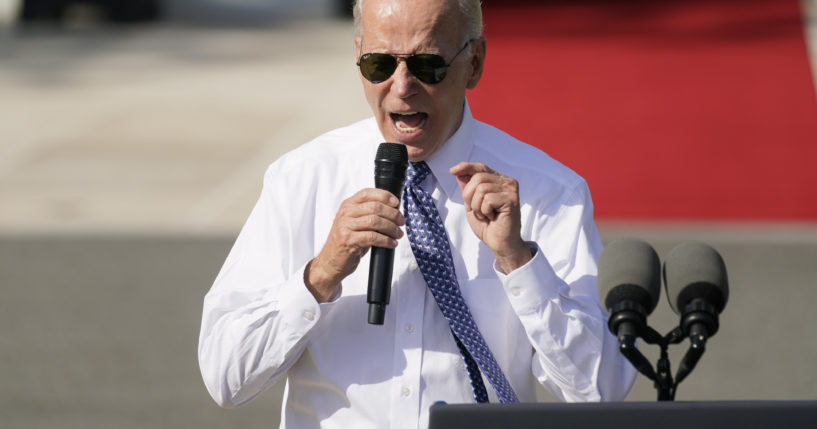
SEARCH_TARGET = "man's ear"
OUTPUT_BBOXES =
[354,35,362,60]
[466,36,486,90]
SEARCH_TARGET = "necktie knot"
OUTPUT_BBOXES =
[406,161,431,187]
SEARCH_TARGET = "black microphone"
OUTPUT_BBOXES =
[367,143,408,325]
[598,238,662,339]
[598,238,662,380]
[663,241,729,337]
[663,241,729,383]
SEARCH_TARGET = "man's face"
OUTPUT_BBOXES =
[355,0,485,162]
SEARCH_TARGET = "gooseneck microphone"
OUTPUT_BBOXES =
[663,241,729,383]
[367,143,408,325]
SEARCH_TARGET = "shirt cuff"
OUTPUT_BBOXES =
[494,241,564,315]
[273,263,332,332]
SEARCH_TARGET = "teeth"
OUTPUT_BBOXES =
[393,112,425,133]
[395,119,425,133]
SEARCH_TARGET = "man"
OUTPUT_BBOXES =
[198,0,636,427]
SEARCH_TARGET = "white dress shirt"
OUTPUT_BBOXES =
[198,102,636,429]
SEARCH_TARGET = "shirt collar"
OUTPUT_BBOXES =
[424,99,476,201]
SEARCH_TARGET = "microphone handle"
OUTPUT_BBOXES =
[367,247,394,324]
[366,144,407,325]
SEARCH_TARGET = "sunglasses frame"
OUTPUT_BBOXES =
[356,39,475,84]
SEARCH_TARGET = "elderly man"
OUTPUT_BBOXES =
[198,0,636,427]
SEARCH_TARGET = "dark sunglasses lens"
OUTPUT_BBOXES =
[406,54,447,84]
[359,53,397,83]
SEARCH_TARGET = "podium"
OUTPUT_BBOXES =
[428,401,817,429]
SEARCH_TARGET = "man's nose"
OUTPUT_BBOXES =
[390,59,418,98]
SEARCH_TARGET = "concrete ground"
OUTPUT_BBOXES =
[0,18,371,235]
[1,229,816,428]
[1,3,816,428]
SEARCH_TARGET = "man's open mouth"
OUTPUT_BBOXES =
[391,112,428,133]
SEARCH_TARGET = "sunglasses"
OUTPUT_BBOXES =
[356,39,473,85]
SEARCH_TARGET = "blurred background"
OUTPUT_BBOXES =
[1,0,816,427]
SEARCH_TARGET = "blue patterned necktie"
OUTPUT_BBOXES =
[402,161,519,404]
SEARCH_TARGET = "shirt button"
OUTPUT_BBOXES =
[401,387,411,397]
[408,261,419,271]
[510,287,521,297]
[405,324,415,333]
[303,310,315,321]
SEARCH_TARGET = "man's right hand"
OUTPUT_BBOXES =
[305,188,406,303]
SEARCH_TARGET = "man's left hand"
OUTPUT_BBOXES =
[450,162,532,273]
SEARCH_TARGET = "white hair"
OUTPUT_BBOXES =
[352,0,483,43]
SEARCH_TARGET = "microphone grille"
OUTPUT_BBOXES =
[376,142,408,162]
[598,238,661,314]
[663,241,729,314]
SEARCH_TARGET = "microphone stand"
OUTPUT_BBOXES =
[617,324,700,401]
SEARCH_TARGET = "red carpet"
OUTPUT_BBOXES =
[470,0,817,220]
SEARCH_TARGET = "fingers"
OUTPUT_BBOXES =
[310,188,407,293]
[450,163,519,220]
[336,188,406,248]
[449,161,496,177]
[450,162,496,193]
[346,215,404,246]
[448,162,529,273]
[348,187,401,208]
[341,199,406,234]
[475,187,514,221]
[340,189,405,250]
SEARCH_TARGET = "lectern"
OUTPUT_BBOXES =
[429,401,817,429]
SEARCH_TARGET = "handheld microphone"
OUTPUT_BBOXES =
[663,241,729,383]
[598,238,662,339]
[367,143,408,325]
